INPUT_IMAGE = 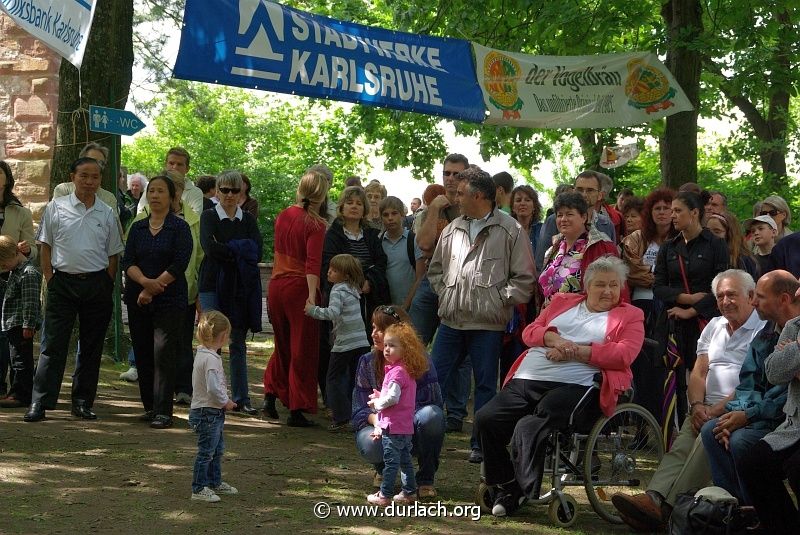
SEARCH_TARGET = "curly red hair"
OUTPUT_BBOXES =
[384,323,429,380]
[641,187,676,244]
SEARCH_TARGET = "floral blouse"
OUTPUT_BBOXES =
[539,235,588,305]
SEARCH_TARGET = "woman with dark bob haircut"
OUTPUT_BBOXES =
[538,192,618,307]
[0,160,37,404]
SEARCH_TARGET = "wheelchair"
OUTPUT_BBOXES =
[475,374,665,527]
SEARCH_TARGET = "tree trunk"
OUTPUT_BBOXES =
[51,0,134,194]
[660,0,702,189]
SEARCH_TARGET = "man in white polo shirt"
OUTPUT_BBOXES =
[612,269,766,531]
[24,157,125,423]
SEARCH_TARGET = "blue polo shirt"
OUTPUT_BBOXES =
[381,229,423,306]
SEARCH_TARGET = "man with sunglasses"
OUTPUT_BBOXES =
[410,153,473,436]
[137,147,204,216]
[534,170,616,272]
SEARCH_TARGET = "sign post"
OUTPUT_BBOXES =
[88,106,146,362]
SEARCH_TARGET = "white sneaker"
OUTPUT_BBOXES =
[191,487,220,502]
[119,367,138,382]
[212,482,238,495]
[175,392,192,405]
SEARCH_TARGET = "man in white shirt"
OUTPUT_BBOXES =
[24,157,125,423]
[612,269,766,531]
[137,147,204,215]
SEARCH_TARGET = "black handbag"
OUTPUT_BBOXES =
[668,492,749,535]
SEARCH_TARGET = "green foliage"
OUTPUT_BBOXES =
[122,82,369,260]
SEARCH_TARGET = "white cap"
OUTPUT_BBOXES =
[744,214,777,231]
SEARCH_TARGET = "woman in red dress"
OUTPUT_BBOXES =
[263,171,329,427]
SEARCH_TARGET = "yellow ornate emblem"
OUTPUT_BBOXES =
[624,58,677,113]
[483,51,523,119]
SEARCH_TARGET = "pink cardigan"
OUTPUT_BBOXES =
[506,293,645,416]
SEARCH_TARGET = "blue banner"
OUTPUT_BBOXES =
[173,0,486,123]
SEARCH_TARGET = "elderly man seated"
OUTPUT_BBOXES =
[612,269,766,531]
[474,256,644,517]
[699,271,800,505]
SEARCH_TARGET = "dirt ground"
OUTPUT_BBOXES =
[0,335,631,534]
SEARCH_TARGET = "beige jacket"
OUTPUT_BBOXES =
[428,208,535,331]
[2,203,37,263]
[621,230,654,290]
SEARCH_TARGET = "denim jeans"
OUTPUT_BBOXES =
[408,276,439,345]
[127,347,136,367]
[189,407,226,493]
[431,324,502,449]
[198,292,250,406]
[444,358,471,425]
[700,418,769,505]
[355,404,445,486]
[380,432,416,497]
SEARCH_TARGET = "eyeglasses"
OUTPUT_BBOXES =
[442,171,461,177]
[379,305,401,321]
[575,187,599,194]
[218,187,241,195]
[760,209,779,217]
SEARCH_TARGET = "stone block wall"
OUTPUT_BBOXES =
[0,12,60,221]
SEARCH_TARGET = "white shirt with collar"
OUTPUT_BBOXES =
[215,202,243,221]
[468,209,493,243]
[138,178,204,215]
[698,308,767,404]
[37,193,124,273]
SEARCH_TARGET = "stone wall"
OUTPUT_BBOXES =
[0,12,60,221]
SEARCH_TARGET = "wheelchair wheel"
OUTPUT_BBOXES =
[547,493,578,527]
[475,481,493,514]
[582,403,664,524]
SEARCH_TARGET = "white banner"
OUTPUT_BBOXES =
[1,0,97,69]
[474,44,693,129]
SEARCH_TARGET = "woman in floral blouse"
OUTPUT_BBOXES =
[539,192,618,306]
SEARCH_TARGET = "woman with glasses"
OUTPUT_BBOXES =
[758,195,792,241]
[352,305,444,499]
[198,170,263,417]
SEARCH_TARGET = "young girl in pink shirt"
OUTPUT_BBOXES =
[366,322,429,505]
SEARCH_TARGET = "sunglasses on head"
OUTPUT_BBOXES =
[759,209,779,217]
[219,187,241,195]
[379,305,401,322]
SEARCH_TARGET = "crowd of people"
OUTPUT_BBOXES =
[0,146,799,531]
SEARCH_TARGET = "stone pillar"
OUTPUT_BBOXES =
[0,12,60,221]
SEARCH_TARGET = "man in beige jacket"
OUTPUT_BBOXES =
[427,167,535,463]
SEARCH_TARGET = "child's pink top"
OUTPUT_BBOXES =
[377,363,416,435]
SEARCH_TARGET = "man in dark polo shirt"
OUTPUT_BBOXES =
[24,157,124,422]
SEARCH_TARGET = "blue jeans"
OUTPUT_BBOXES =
[700,418,769,505]
[408,276,439,345]
[189,407,226,493]
[198,292,251,406]
[355,404,445,486]
[380,433,416,497]
[127,347,136,367]
[445,357,471,424]
[431,324,502,450]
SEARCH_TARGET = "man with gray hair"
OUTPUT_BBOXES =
[427,167,535,463]
[613,269,766,531]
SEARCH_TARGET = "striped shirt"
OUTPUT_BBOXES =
[306,282,369,352]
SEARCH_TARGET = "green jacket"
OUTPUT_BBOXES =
[129,203,203,304]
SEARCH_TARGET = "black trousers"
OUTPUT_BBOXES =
[474,378,597,490]
[173,303,196,396]
[739,438,800,535]
[6,326,34,404]
[128,304,182,417]
[32,271,113,409]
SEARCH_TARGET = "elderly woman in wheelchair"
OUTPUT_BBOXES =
[474,256,654,522]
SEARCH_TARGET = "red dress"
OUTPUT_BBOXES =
[263,206,326,412]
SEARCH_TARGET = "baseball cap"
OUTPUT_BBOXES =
[744,214,777,231]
